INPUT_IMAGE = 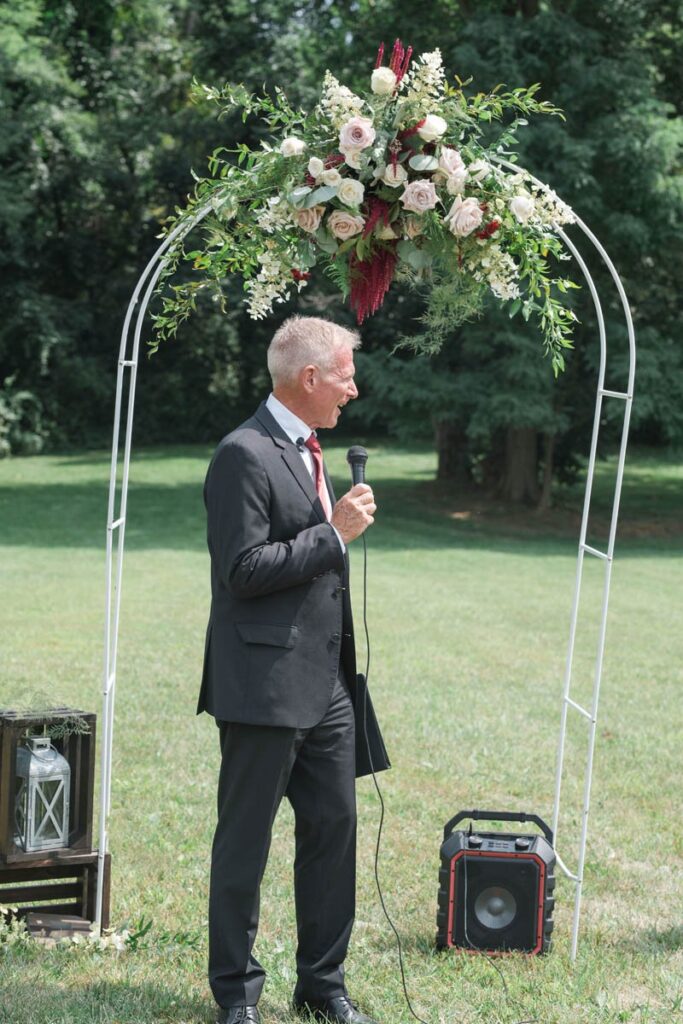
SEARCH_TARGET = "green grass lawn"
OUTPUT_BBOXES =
[0,443,681,1024]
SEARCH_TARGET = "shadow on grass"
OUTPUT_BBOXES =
[0,977,210,1024]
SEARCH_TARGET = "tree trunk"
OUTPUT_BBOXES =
[435,421,469,484]
[537,432,555,511]
[499,426,540,504]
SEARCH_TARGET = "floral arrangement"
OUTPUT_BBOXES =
[154,41,579,373]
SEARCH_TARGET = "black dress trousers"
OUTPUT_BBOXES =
[209,673,357,1008]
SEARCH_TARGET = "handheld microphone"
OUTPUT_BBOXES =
[346,445,369,486]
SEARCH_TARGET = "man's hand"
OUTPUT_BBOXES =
[331,483,377,544]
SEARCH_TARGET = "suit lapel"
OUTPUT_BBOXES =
[254,403,326,523]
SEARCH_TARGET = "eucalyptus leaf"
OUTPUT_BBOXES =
[409,154,439,172]
[315,228,338,254]
[397,240,433,270]
[288,185,312,208]
[304,185,338,207]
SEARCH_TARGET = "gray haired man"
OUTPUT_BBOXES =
[198,316,381,1024]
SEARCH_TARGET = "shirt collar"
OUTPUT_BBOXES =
[266,393,312,447]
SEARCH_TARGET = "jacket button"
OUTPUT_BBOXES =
[331,632,341,641]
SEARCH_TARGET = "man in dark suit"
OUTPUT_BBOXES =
[198,316,381,1024]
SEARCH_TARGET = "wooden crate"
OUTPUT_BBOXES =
[0,708,96,864]
[0,851,110,929]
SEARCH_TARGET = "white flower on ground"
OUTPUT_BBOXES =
[327,210,365,239]
[295,205,326,233]
[280,137,306,157]
[418,114,448,143]
[400,179,439,214]
[371,67,397,95]
[308,157,324,178]
[444,195,483,237]
[381,163,409,188]
[337,178,365,207]
[339,116,376,153]
[467,159,491,183]
[510,193,535,223]
[321,168,343,187]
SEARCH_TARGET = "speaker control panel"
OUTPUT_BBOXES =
[468,834,532,852]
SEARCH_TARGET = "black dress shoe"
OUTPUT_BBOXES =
[293,995,378,1024]
[215,1006,261,1024]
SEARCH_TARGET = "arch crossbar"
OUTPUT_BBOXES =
[96,169,636,962]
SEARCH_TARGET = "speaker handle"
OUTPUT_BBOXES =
[443,808,553,845]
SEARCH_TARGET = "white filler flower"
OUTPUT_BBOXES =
[280,137,306,157]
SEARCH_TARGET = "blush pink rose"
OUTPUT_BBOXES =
[400,180,439,214]
[444,195,484,237]
[438,147,465,178]
[295,205,326,233]
[339,116,376,153]
[327,210,365,240]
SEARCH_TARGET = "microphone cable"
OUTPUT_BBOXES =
[359,532,537,1024]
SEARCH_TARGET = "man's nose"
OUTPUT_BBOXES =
[348,379,359,399]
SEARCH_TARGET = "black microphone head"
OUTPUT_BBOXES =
[346,445,369,486]
[346,445,368,468]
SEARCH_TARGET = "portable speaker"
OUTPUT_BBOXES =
[436,809,555,955]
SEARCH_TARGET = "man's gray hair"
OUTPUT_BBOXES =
[267,316,361,387]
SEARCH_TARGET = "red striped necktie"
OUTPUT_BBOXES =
[304,433,332,520]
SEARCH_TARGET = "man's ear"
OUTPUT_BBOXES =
[300,364,317,393]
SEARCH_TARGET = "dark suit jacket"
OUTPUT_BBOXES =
[198,402,358,730]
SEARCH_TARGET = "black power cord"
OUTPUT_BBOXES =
[359,533,538,1024]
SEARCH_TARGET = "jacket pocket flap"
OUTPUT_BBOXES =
[236,623,299,648]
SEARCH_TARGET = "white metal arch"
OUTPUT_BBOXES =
[96,171,636,963]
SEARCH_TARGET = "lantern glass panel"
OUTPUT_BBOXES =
[15,778,27,839]
[34,779,64,843]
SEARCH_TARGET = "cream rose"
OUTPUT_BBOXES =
[371,67,397,95]
[342,148,363,170]
[307,157,324,178]
[295,205,326,233]
[403,217,424,239]
[445,168,468,195]
[327,210,365,240]
[467,159,491,183]
[337,178,365,207]
[444,195,483,237]
[400,179,439,214]
[438,147,465,177]
[339,116,376,153]
[381,163,408,188]
[417,114,448,143]
[280,137,306,157]
[510,193,535,223]
[320,168,343,187]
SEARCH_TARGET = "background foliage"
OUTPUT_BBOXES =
[1,0,681,499]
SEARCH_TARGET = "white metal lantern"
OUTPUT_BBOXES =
[14,736,71,853]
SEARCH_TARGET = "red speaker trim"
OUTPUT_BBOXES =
[446,849,547,956]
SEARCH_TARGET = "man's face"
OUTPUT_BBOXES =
[306,345,358,430]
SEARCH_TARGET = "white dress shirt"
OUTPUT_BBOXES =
[265,393,345,552]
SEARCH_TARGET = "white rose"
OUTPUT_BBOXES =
[509,193,535,224]
[403,216,424,239]
[444,195,483,237]
[445,168,468,195]
[321,168,343,187]
[418,114,448,143]
[339,116,376,152]
[308,157,324,178]
[342,148,363,170]
[280,137,306,157]
[327,210,365,240]
[467,159,491,183]
[371,67,397,95]
[381,163,408,188]
[400,179,439,214]
[337,178,365,207]
[295,205,325,233]
[438,147,465,177]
